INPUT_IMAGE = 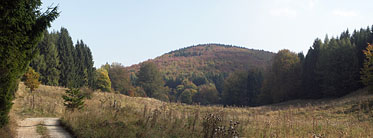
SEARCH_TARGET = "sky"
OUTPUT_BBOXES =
[42,0,373,67]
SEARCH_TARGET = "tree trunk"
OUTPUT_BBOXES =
[32,92,35,109]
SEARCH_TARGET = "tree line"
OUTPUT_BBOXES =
[29,26,373,107]
[224,27,373,106]
[30,28,95,89]
[99,27,373,107]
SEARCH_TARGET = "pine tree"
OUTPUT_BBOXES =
[75,40,88,87]
[302,39,323,98]
[57,28,76,88]
[317,38,359,97]
[0,0,58,127]
[43,36,60,86]
[62,88,85,111]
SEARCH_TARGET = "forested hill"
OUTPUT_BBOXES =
[126,44,274,78]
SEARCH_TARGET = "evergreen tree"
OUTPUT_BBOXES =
[62,88,85,111]
[43,36,60,86]
[84,45,95,89]
[317,38,359,97]
[75,40,88,87]
[0,0,58,126]
[57,28,76,88]
[302,39,323,98]
[31,31,60,86]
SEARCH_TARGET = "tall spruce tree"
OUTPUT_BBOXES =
[75,40,88,87]
[302,39,323,98]
[31,31,60,86]
[316,38,359,97]
[43,35,60,86]
[57,28,76,88]
[0,0,59,127]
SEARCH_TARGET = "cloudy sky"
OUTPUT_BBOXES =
[42,0,373,67]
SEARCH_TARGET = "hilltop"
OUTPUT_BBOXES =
[126,44,274,78]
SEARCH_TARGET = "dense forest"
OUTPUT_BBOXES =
[102,45,274,103]
[96,27,373,106]
[30,28,95,89]
[29,26,373,107]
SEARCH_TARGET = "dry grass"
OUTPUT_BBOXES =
[10,83,373,137]
[36,121,50,138]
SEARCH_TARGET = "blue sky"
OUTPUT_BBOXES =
[42,0,373,67]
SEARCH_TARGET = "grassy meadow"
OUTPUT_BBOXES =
[6,83,373,138]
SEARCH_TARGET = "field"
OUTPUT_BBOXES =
[5,83,373,138]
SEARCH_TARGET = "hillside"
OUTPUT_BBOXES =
[126,44,274,78]
[7,83,373,137]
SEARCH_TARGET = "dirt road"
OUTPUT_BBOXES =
[16,118,72,138]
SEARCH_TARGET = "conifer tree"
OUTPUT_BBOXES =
[0,0,58,127]
[43,37,60,86]
[57,28,76,88]
[302,39,323,98]
[62,88,85,111]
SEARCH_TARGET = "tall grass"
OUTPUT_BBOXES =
[11,83,373,137]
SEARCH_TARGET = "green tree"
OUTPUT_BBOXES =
[302,39,323,98]
[57,28,76,88]
[193,83,219,105]
[262,49,302,103]
[94,68,111,92]
[0,0,58,127]
[74,40,91,87]
[361,44,373,93]
[179,89,196,104]
[137,62,165,98]
[317,38,359,97]
[108,63,132,94]
[44,45,60,85]
[222,70,262,106]
[62,88,85,111]
[36,31,60,86]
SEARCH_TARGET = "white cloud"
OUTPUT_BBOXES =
[269,8,298,18]
[308,0,318,9]
[332,10,358,17]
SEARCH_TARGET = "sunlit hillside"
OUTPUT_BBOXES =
[127,44,274,78]
[9,83,373,137]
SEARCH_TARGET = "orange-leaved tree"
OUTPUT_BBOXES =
[361,43,373,93]
[24,67,41,109]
